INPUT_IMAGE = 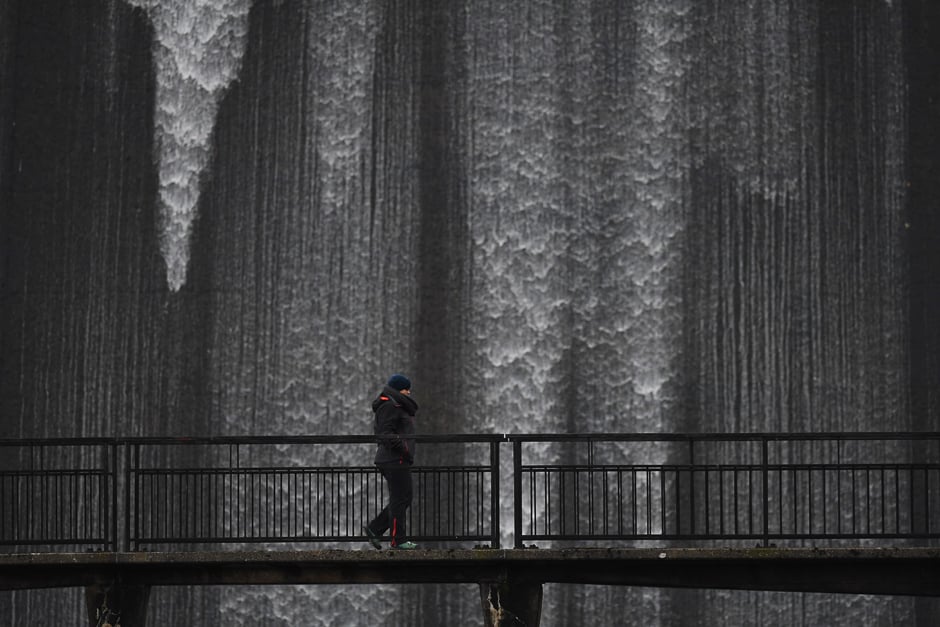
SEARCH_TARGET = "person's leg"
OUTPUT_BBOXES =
[367,465,394,536]
[367,503,390,536]
[382,465,413,546]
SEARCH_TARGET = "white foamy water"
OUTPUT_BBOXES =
[127,0,252,290]
[105,0,911,625]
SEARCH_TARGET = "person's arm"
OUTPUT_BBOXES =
[376,402,411,460]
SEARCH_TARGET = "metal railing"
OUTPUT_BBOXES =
[0,439,117,549]
[509,433,940,547]
[2,433,939,552]
[124,435,501,550]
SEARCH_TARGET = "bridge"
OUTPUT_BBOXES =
[2,433,940,626]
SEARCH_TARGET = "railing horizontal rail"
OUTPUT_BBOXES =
[7,432,940,447]
[505,432,940,442]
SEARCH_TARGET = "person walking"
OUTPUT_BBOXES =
[364,374,419,550]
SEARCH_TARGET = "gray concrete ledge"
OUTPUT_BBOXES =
[2,547,939,596]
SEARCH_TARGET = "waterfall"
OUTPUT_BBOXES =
[2,0,935,625]
[126,0,252,291]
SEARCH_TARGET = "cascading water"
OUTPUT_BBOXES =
[125,0,252,291]
[1,0,936,625]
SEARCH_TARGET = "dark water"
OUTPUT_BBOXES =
[1,0,939,624]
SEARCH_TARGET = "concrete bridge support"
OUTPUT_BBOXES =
[84,583,151,627]
[480,580,543,626]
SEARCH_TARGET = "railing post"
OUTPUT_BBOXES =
[762,438,769,547]
[124,443,133,552]
[490,439,500,548]
[111,441,119,552]
[513,439,523,548]
[689,439,695,537]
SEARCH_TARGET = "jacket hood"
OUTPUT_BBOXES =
[373,385,418,415]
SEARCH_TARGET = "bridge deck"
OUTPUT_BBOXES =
[2,547,939,596]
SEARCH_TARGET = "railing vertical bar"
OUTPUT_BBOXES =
[880,466,886,534]
[42,448,47,543]
[201,470,207,539]
[13,467,20,543]
[837,444,843,536]
[808,466,814,536]
[209,469,216,541]
[560,468,567,537]
[466,468,472,538]
[851,467,857,536]
[417,466,423,539]
[747,467,753,537]
[491,440,500,548]
[52,472,59,543]
[545,468,551,538]
[175,469,181,541]
[791,468,800,533]
[232,446,238,541]
[632,468,637,536]
[450,465,457,539]
[689,440,696,536]
[777,462,783,535]
[123,443,132,551]
[316,469,327,537]
[461,469,467,538]
[602,466,609,536]
[200,468,206,540]
[513,439,523,548]
[434,465,440,540]
[144,464,151,545]
[733,467,739,536]
[82,453,89,548]
[588,441,594,537]
[925,465,930,536]
[569,467,576,536]
[762,438,769,546]
[145,467,152,547]
[478,467,484,539]
[1,474,6,542]
[454,468,470,537]
[718,468,725,536]
[35,446,42,546]
[247,469,253,540]
[68,471,76,546]
[478,466,484,538]
[660,468,666,537]
[191,471,197,540]
[148,466,154,544]
[160,469,166,542]
[909,464,915,536]
[704,466,710,536]
[674,465,681,537]
[617,468,624,536]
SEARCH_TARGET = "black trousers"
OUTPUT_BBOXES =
[367,463,413,546]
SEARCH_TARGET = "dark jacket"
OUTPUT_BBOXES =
[373,386,418,465]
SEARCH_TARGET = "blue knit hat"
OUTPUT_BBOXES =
[387,374,412,391]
